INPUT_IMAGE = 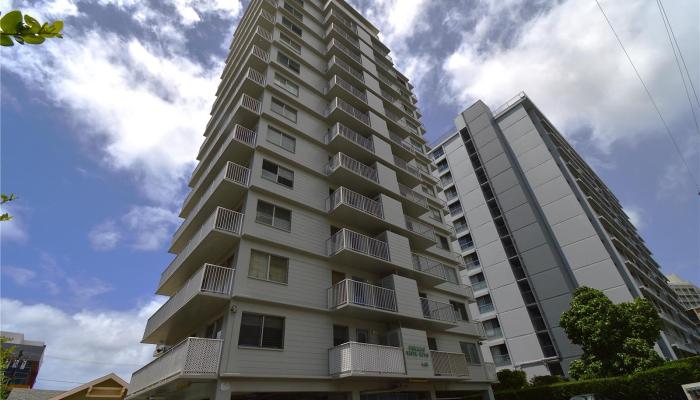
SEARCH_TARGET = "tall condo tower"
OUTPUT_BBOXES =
[127,1,497,399]
[429,93,700,378]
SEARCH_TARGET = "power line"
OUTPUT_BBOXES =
[655,0,700,136]
[43,355,143,367]
[35,378,87,384]
[595,0,700,193]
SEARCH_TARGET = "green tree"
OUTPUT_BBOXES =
[0,10,63,46]
[0,194,16,222]
[494,369,528,391]
[0,337,15,400]
[560,286,664,380]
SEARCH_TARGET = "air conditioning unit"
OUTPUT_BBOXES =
[153,344,171,358]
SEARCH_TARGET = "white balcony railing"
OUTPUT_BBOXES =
[326,97,371,127]
[324,123,374,153]
[327,187,383,219]
[328,38,362,64]
[239,93,261,114]
[327,22,359,48]
[329,342,405,376]
[195,123,257,182]
[327,75,367,103]
[326,8,358,34]
[405,216,436,241]
[421,298,457,322]
[411,253,458,283]
[160,208,244,286]
[327,55,364,83]
[326,228,390,261]
[325,153,378,183]
[393,155,420,177]
[129,337,223,396]
[328,279,397,312]
[398,184,428,208]
[251,44,270,62]
[431,350,469,376]
[145,265,233,337]
[245,67,266,86]
[255,25,272,42]
[388,131,415,154]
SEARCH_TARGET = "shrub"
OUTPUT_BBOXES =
[494,357,700,400]
[530,374,566,387]
[494,369,528,391]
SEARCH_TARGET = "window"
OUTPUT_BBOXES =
[262,159,294,188]
[458,234,474,251]
[444,186,458,201]
[429,207,442,222]
[449,201,463,216]
[464,253,480,270]
[238,313,285,349]
[436,159,448,172]
[205,317,223,339]
[440,172,453,187]
[283,2,303,20]
[483,318,502,339]
[274,73,299,96]
[437,235,450,250]
[256,200,292,231]
[427,337,438,351]
[453,217,468,233]
[271,97,298,122]
[445,267,459,284]
[460,342,481,364]
[490,344,511,367]
[279,33,301,54]
[470,273,487,291]
[333,325,349,346]
[421,184,435,197]
[276,52,300,73]
[450,301,469,321]
[356,328,369,343]
[249,250,288,284]
[267,126,296,153]
[281,16,302,36]
[537,332,557,357]
[477,294,495,314]
[431,146,444,160]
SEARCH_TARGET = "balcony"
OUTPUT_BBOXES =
[324,8,358,35]
[327,187,393,231]
[431,351,469,377]
[325,22,360,49]
[325,75,367,110]
[411,253,459,284]
[143,264,233,344]
[172,162,250,253]
[327,228,397,273]
[326,55,364,86]
[187,125,257,214]
[421,298,457,323]
[388,131,415,159]
[328,279,397,313]
[326,97,371,131]
[392,155,421,186]
[327,38,362,67]
[385,109,419,136]
[159,208,244,295]
[325,153,383,194]
[128,337,222,397]
[398,183,429,215]
[329,342,406,377]
[405,215,436,249]
[324,123,374,163]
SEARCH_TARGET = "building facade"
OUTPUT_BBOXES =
[428,93,700,378]
[668,274,700,327]
[127,1,496,399]
[1,332,46,389]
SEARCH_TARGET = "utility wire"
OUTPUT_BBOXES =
[595,0,700,193]
[35,378,87,384]
[655,0,700,136]
[43,355,143,367]
[658,0,700,110]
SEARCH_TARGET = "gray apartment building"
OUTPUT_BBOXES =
[428,93,700,378]
[127,0,497,399]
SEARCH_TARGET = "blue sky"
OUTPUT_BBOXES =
[1,0,698,390]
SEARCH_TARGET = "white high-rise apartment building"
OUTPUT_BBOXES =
[429,93,700,378]
[127,1,497,399]
[668,274,700,310]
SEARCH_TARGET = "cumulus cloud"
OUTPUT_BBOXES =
[122,205,180,251]
[0,297,164,390]
[89,220,121,251]
[1,266,37,286]
[442,0,699,151]
[622,204,645,230]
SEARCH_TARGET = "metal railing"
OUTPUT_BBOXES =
[388,131,415,154]
[174,162,250,243]
[464,259,481,271]
[145,265,233,338]
[324,123,374,153]
[327,75,367,103]
[129,337,223,396]
[393,155,420,177]
[328,55,364,82]
[478,302,495,314]
[328,279,397,312]
[246,67,266,86]
[484,362,497,380]
[398,184,428,208]
[194,124,257,192]
[327,97,371,126]
[239,93,261,114]
[380,88,396,103]
[251,44,270,62]
[471,280,488,292]
[160,208,243,286]
[325,153,378,183]
[411,253,458,283]
[327,187,383,219]
[325,8,358,34]
[255,25,272,41]
[328,38,361,64]
[327,22,359,48]
[326,228,390,261]
[431,351,469,376]
[329,342,405,376]
[260,9,275,23]
[492,353,512,367]
[405,216,436,241]
[421,298,457,322]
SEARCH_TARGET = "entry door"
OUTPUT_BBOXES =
[333,325,349,346]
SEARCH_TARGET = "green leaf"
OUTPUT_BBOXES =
[0,10,23,34]
[21,34,44,44]
[47,20,63,34]
[0,35,13,46]
[14,35,24,45]
[0,213,11,222]
[24,14,40,33]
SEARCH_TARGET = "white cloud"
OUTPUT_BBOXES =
[443,0,700,151]
[1,266,37,286]
[0,204,29,244]
[0,297,164,390]
[89,220,121,251]
[622,204,645,229]
[122,205,179,251]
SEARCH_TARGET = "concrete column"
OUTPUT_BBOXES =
[211,380,231,400]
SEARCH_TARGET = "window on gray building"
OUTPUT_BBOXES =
[238,313,285,349]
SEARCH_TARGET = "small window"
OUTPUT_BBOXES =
[333,325,349,346]
[427,337,438,351]
[249,250,289,284]
[256,200,292,231]
[356,328,369,343]
[283,2,303,20]
[449,201,463,216]
[431,146,444,160]
[267,126,296,153]
[281,16,302,36]
[460,342,481,365]
[205,317,223,339]
[279,33,301,54]
[450,301,469,321]
[271,97,298,122]
[276,52,300,73]
[262,159,294,188]
[453,217,468,233]
[429,207,442,222]
[458,234,473,251]
[274,73,299,96]
[436,159,448,172]
[238,313,285,349]
[437,235,450,250]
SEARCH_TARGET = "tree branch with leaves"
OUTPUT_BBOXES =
[1,10,63,46]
